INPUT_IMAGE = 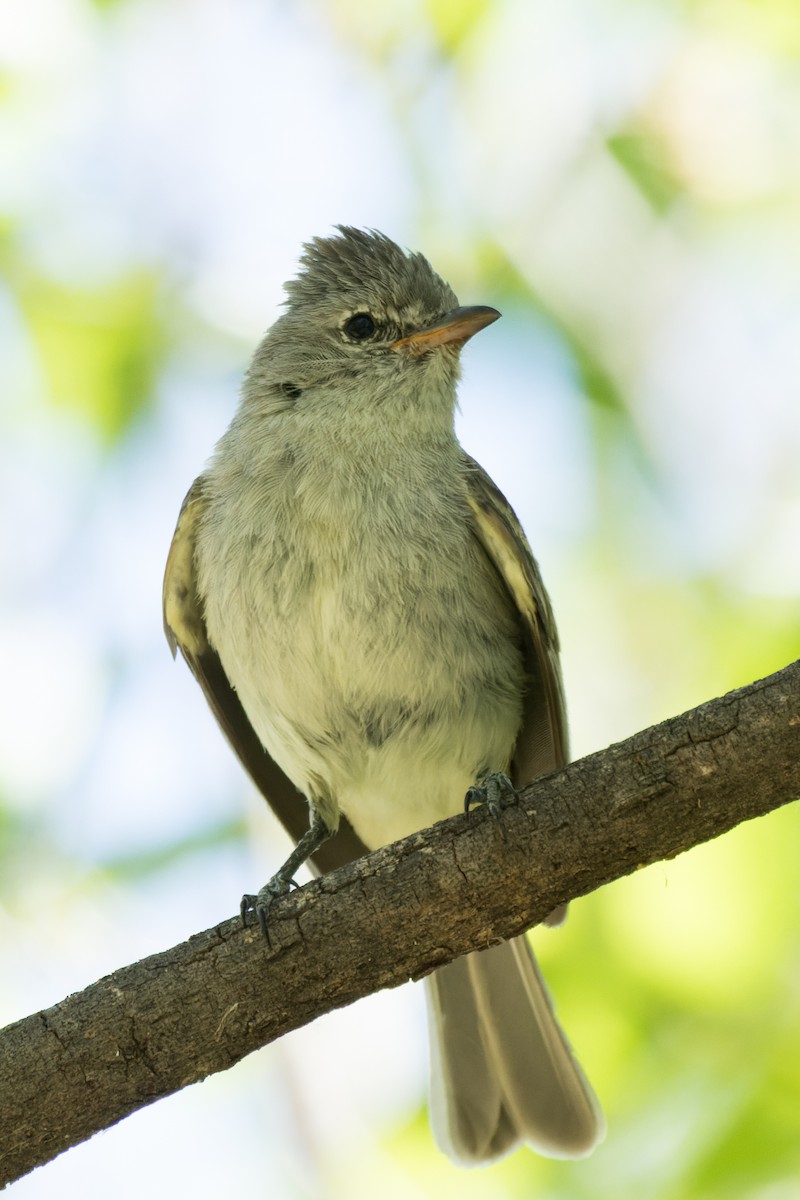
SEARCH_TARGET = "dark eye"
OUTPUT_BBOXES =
[343,312,376,341]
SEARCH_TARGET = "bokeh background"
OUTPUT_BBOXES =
[2,1,800,1197]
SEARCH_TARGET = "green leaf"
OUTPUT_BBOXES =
[424,0,494,54]
[607,131,684,215]
[19,270,167,443]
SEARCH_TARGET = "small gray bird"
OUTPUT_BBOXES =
[163,227,604,1165]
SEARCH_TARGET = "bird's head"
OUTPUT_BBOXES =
[244,227,500,411]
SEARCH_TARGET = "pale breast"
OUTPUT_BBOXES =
[196,439,526,844]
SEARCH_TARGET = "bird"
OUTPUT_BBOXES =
[163,226,604,1165]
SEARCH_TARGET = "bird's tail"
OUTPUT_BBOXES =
[425,936,604,1165]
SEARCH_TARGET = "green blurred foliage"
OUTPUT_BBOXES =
[608,131,685,215]
[680,0,800,57]
[15,267,166,442]
[424,0,494,53]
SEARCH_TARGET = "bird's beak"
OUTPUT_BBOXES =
[392,305,501,355]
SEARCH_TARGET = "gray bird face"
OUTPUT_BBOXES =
[245,228,499,400]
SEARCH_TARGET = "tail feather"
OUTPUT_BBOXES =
[426,937,604,1165]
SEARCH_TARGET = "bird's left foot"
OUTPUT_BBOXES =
[241,873,300,942]
[240,811,332,945]
[464,770,516,822]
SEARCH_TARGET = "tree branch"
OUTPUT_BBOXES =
[2,660,798,1187]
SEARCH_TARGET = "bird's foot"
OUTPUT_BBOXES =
[464,770,516,824]
[240,873,299,942]
[240,812,332,944]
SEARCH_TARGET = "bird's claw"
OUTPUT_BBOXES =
[464,771,516,832]
[240,874,299,942]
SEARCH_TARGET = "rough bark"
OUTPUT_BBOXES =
[1,660,798,1187]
